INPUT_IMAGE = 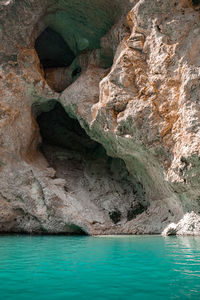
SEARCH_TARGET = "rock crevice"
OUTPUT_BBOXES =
[1,0,200,235]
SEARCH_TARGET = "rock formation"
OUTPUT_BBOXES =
[162,212,200,236]
[0,0,200,235]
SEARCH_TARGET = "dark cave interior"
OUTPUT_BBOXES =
[192,0,200,6]
[35,27,82,92]
[34,24,113,92]
[35,27,75,69]
[34,2,116,92]
[37,101,98,153]
[36,101,147,226]
[33,2,146,227]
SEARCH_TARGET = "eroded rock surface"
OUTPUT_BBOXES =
[162,212,200,236]
[0,0,200,235]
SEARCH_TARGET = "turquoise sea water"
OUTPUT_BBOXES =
[0,235,200,299]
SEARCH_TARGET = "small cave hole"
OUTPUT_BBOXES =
[34,15,115,93]
[64,224,88,235]
[35,27,82,93]
[72,67,82,79]
[109,211,121,224]
[127,203,146,221]
[35,27,75,69]
[156,25,161,32]
[36,101,97,152]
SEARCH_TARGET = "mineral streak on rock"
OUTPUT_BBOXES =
[0,0,200,235]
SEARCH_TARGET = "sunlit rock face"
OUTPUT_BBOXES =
[162,212,200,236]
[0,0,200,235]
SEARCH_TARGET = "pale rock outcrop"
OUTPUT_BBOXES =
[162,212,200,236]
[0,0,200,235]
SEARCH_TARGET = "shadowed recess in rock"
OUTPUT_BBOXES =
[43,0,119,55]
[37,101,98,152]
[192,0,200,6]
[35,27,81,92]
[34,0,118,92]
[35,27,75,68]
[36,101,148,224]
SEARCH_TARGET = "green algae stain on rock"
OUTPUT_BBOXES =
[44,0,119,54]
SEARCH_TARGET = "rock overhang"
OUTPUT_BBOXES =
[32,0,129,92]
[43,0,120,55]
[1,0,200,235]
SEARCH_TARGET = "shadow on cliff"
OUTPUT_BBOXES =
[33,100,148,227]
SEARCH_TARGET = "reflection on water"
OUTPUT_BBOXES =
[0,235,200,300]
[164,236,200,278]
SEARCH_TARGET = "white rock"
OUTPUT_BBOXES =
[162,212,200,236]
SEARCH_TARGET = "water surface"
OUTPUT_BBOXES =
[0,235,200,299]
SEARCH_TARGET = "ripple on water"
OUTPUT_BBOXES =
[0,235,200,299]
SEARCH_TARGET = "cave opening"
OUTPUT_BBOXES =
[192,0,200,6]
[34,0,119,93]
[35,27,81,92]
[35,23,114,93]
[37,101,98,153]
[35,101,148,227]
[35,27,75,69]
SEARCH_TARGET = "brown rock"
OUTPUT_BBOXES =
[0,0,200,235]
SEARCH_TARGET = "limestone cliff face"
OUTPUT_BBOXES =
[0,0,200,235]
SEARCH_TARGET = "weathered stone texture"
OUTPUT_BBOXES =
[0,0,200,235]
